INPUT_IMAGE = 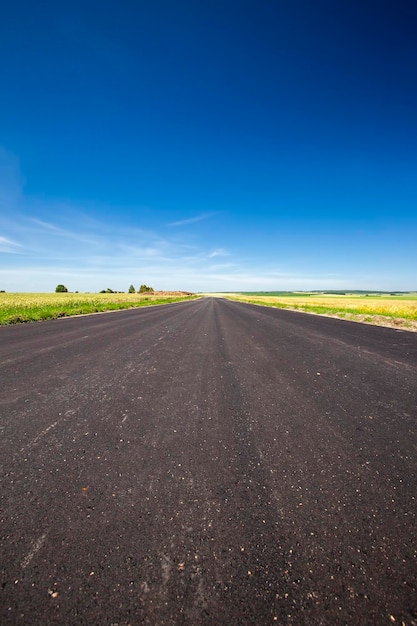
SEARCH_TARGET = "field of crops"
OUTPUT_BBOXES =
[225,293,417,330]
[0,292,197,325]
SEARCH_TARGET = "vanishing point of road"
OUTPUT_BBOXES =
[1,297,416,625]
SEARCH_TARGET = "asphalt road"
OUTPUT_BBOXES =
[1,297,417,625]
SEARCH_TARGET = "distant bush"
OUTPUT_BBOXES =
[55,284,68,293]
[138,284,154,293]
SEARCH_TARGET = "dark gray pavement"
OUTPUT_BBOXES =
[1,297,416,625]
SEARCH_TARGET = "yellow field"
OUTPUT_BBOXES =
[0,291,196,324]
[223,293,417,330]
[0,291,181,304]
[0,291,131,305]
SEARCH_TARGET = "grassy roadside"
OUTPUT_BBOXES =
[0,292,198,325]
[222,293,417,331]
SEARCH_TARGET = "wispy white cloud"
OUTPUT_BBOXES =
[27,217,103,246]
[208,248,229,258]
[29,218,63,232]
[0,235,22,252]
[166,213,217,227]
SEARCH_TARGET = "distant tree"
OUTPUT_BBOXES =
[138,284,154,293]
[55,284,68,293]
[128,284,136,293]
[105,288,114,293]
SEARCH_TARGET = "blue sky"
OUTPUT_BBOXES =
[1,0,416,292]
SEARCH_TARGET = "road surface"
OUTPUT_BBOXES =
[1,297,416,625]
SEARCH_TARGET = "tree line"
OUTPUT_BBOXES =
[55,284,154,294]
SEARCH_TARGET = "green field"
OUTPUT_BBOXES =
[0,292,197,325]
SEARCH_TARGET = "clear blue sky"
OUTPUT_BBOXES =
[1,0,416,292]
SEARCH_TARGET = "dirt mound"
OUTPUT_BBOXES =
[142,290,195,297]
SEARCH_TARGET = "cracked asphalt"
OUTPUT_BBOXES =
[1,297,416,625]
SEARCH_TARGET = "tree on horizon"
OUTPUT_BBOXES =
[138,284,154,293]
